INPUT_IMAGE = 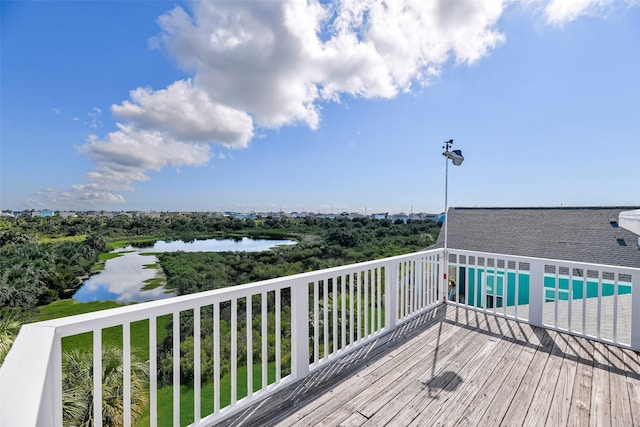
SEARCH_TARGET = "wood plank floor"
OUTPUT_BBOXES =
[219,305,640,427]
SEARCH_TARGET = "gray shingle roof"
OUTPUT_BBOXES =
[434,207,640,268]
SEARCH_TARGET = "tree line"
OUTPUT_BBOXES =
[0,229,107,310]
[0,213,439,312]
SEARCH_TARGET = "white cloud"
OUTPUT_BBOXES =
[112,79,254,148]
[30,189,74,207]
[87,107,103,128]
[540,0,637,26]
[152,0,507,131]
[71,124,212,203]
[154,1,326,130]
[319,0,507,99]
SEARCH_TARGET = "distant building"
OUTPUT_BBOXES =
[390,213,409,223]
[406,212,438,222]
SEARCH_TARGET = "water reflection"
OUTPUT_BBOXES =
[74,237,295,303]
[130,237,295,253]
[74,252,168,303]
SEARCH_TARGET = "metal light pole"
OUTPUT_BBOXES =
[442,139,464,302]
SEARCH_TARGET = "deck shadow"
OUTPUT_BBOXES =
[219,304,639,426]
[421,370,463,399]
[444,305,640,380]
[219,305,450,426]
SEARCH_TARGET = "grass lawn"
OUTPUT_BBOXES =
[92,251,129,272]
[142,257,166,290]
[38,300,170,360]
[108,237,164,249]
[142,277,165,291]
[38,299,125,321]
[135,362,278,427]
[38,301,283,426]
[33,284,380,426]
[98,251,130,261]
[38,234,87,244]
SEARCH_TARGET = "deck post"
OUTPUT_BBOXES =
[631,271,640,351]
[0,324,62,427]
[529,259,544,327]
[385,261,397,331]
[291,280,310,379]
[441,250,448,303]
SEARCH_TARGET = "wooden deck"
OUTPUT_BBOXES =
[220,305,640,427]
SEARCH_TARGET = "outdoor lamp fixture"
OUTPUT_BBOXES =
[442,139,464,302]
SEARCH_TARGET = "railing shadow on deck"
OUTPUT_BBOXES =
[219,304,451,426]
[222,303,640,426]
[444,305,640,381]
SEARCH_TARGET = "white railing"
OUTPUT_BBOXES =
[446,249,640,350]
[1,248,638,427]
[0,250,443,427]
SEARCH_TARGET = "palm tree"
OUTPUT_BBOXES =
[0,229,34,246]
[62,347,149,427]
[0,310,24,365]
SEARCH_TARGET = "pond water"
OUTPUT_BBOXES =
[73,237,296,303]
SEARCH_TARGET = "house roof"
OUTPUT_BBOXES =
[435,206,640,268]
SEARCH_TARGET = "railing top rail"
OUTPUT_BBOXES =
[448,248,640,275]
[23,248,442,337]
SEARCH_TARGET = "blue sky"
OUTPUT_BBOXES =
[1,0,639,214]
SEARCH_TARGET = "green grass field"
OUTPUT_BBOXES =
[38,299,125,321]
[91,251,129,272]
[108,237,165,249]
[37,234,87,244]
[38,300,171,360]
[98,251,129,261]
[34,283,382,426]
[135,362,278,427]
[38,300,282,427]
